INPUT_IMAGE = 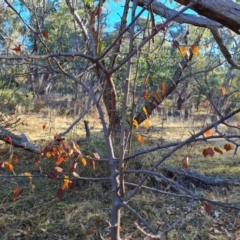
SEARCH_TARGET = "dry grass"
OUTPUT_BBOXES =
[1,111,240,239]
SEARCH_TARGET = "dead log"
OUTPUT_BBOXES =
[161,165,240,186]
[0,127,41,153]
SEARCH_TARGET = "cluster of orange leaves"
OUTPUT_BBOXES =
[1,136,100,201]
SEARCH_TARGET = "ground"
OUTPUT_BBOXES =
[0,110,240,240]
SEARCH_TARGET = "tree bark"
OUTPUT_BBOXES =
[174,0,240,34]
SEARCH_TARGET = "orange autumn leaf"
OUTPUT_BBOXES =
[72,142,81,153]
[11,156,18,163]
[24,172,32,180]
[137,134,144,146]
[42,29,49,39]
[204,129,211,137]
[179,46,187,55]
[62,175,70,190]
[13,186,23,201]
[159,82,167,95]
[221,86,227,95]
[144,119,151,130]
[190,45,199,55]
[224,143,232,151]
[142,91,150,99]
[56,155,64,165]
[4,162,14,172]
[91,160,96,170]
[79,155,87,166]
[143,107,148,116]
[214,146,223,155]
[132,119,139,129]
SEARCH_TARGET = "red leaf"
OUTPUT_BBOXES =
[202,148,209,158]
[57,188,64,201]
[224,143,232,151]
[207,147,215,157]
[47,171,58,180]
[12,44,22,53]
[203,201,214,215]
[13,186,23,201]
[42,124,47,130]
[5,136,12,143]
[11,156,18,163]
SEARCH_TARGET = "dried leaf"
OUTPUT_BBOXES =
[89,153,100,159]
[144,119,151,130]
[206,193,215,199]
[54,166,64,174]
[191,45,199,55]
[204,129,211,137]
[203,201,214,215]
[57,188,64,201]
[181,156,189,169]
[179,46,187,55]
[143,107,148,116]
[202,148,209,158]
[0,161,4,169]
[11,156,18,163]
[159,82,167,95]
[142,91,150,99]
[11,45,22,53]
[224,143,232,151]
[72,171,80,178]
[137,134,144,146]
[24,172,32,180]
[47,171,58,180]
[79,155,87,166]
[221,86,227,95]
[143,78,149,85]
[69,160,78,172]
[42,29,49,39]
[5,136,12,143]
[55,155,64,165]
[62,175,70,190]
[214,147,223,155]
[132,119,139,129]
[13,186,23,201]
[4,162,14,172]
[72,142,81,153]
[42,124,47,129]
[34,155,40,166]
[91,160,96,170]
[207,147,215,157]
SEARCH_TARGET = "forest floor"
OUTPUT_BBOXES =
[0,110,240,240]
